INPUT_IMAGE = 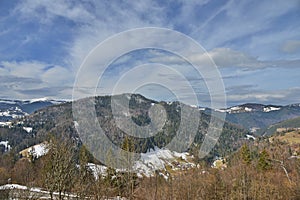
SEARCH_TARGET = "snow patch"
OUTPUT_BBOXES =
[20,142,49,158]
[246,134,256,140]
[0,99,17,104]
[231,106,241,111]
[27,97,66,104]
[87,163,107,178]
[215,109,227,113]
[23,127,33,133]
[0,141,11,151]
[29,97,51,103]
[216,106,242,113]
[31,143,48,158]
[217,106,255,113]
[133,147,195,177]
[0,121,12,127]
[0,184,80,199]
[0,184,28,190]
[0,111,10,117]
[263,106,281,112]
[173,152,189,161]
[244,107,252,112]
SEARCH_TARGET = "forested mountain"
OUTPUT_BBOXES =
[0,94,247,159]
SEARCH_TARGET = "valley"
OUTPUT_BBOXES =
[0,95,300,199]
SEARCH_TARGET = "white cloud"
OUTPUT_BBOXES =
[15,0,95,24]
[41,65,73,86]
[0,60,73,99]
[1,60,45,77]
[150,47,300,69]
[72,28,216,102]
[67,1,169,68]
[226,87,300,105]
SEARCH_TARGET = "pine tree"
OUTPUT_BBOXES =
[75,145,94,198]
[120,136,137,199]
[257,149,271,171]
[104,147,117,198]
[240,144,252,165]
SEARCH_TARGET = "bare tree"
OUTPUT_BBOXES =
[42,137,76,200]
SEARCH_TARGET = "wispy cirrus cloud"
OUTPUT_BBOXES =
[15,0,95,24]
[149,47,300,69]
[0,0,299,106]
[194,0,300,49]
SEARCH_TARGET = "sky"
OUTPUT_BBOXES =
[0,0,300,107]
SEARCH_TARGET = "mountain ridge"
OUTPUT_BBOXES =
[1,95,300,136]
[206,103,300,133]
[0,94,247,160]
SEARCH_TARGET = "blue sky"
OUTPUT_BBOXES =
[0,0,299,107]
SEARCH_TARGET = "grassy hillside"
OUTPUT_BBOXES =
[262,116,300,136]
[270,131,300,144]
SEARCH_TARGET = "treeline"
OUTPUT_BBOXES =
[0,135,299,199]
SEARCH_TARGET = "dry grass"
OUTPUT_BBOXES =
[274,131,300,144]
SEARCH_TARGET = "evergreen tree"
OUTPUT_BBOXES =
[75,145,94,199]
[120,136,137,199]
[257,149,271,171]
[240,144,251,165]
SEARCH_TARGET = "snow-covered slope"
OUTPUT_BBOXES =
[84,147,196,179]
[19,142,49,158]
[26,97,66,104]
[133,147,195,178]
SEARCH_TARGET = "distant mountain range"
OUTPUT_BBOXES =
[0,98,66,123]
[206,103,300,134]
[1,96,300,135]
